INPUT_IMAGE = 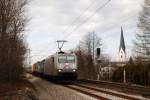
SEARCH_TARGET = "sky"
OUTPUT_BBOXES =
[26,0,144,64]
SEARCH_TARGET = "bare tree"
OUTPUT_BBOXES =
[0,0,28,82]
[76,32,102,79]
[134,0,150,62]
[131,0,150,85]
[80,32,102,61]
[138,0,150,32]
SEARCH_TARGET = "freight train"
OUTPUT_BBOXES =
[32,51,78,80]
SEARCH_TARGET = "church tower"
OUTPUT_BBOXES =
[118,27,126,62]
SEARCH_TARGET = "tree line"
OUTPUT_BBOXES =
[113,57,150,86]
[0,0,28,82]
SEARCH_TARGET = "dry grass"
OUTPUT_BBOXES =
[0,78,37,100]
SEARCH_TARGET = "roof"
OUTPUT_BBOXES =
[119,27,126,52]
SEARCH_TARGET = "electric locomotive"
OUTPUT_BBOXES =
[46,51,77,79]
[32,51,78,80]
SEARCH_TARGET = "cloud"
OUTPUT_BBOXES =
[26,0,144,63]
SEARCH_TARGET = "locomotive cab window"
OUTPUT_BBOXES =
[67,56,75,63]
[58,55,66,63]
[58,55,75,63]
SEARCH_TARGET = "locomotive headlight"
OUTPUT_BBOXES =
[73,69,76,72]
[58,69,62,72]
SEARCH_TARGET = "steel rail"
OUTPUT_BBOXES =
[77,79,150,96]
[72,83,142,100]
[64,85,110,100]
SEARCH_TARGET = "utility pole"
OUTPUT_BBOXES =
[121,53,126,83]
[28,49,31,67]
[92,32,95,63]
[123,59,126,83]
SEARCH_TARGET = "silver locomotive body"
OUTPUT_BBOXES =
[33,52,78,80]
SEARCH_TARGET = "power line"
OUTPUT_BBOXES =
[63,0,143,40]
[101,12,139,38]
[51,0,110,54]
[32,12,138,63]
[64,0,111,40]
[67,9,139,40]
[62,0,99,35]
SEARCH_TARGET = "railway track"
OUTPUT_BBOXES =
[31,74,150,99]
[64,82,145,100]
[77,79,150,97]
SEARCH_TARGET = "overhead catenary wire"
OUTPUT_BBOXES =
[32,0,142,64]
[33,0,143,64]
[31,0,103,63]
[101,12,140,38]
[63,0,142,40]
[67,6,139,40]
[63,0,111,40]
[61,0,99,35]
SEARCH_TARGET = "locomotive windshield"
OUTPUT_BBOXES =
[58,55,66,63]
[67,56,75,63]
[58,55,75,63]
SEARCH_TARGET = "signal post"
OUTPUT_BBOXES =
[96,48,101,80]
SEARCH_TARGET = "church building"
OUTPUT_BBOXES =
[118,27,126,63]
